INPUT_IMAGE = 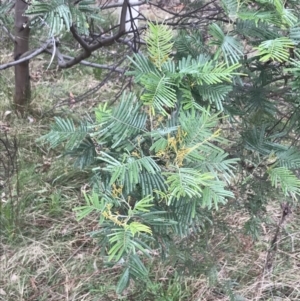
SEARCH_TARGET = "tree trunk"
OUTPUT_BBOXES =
[14,0,31,114]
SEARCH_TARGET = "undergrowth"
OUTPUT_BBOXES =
[1,35,300,301]
[1,101,300,301]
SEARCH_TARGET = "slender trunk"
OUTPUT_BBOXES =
[14,0,31,114]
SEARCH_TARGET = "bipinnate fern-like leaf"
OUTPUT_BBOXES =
[25,0,99,36]
[209,23,243,65]
[174,30,205,58]
[237,9,278,26]
[243,125,286,156]
[74,191,106,221]
[254,37,295,62]
[197,150,238,183]
[202,180,234,210]
[67,136,97,169]
[197,61,241,84]
[145,22,174,70]
[116,253,149,294]
[221,0,239,19]
[196,84,232,111]
[116,268,130,294]
[25,0,73,36]
[179,111,222,147]
[140,73,177,115]
[290,26,300,43]
[276,148,300,170]
[96,152,161,194]
[38,117,90,150]
[127,54,158,83]
[164,168,213,204]
[268,166,300,198]
[235,20,278,40]
[177,54,209,75]
[178,55,241,85]
[0,1,14,24]
[139,172,167,196]
[94,92,147,148]
[237,0,296,28]
[108,228,138,261]
[272,0,297,27]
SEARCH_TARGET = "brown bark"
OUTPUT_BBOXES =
[14,0,31,114]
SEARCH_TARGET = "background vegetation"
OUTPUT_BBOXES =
[1,0,300,300]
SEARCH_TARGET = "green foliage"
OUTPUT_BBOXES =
[0,1,14,25]
[0,202,18,241]
[268,166,300,198]
[40,22,240,292]
[38,0,300,296]
[209,23,243,65]
[94,93,147,148]
[145,22,174,70]
[254,37,295,62]
[38,117,90,149]
[4,0,300,299]
[25,0,100,36]
[174,29,205,58]
[140,73,177,115]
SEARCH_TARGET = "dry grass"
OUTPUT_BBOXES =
[0,115,122,300]
[0,52,126,300]
[1,108,300,301]
[186,203,300,301]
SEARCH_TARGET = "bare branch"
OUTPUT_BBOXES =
[53,46,67,66]
[70,25,91,53]
[59,0,129,68]
[0,39,52,70]
[118,37,143,53]
[43,47,125,73]
[0,0,221,72]
[63,57,125,73]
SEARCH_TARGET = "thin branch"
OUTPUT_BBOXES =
[0,39,52,70]
[118,37,143,53]
[70,25,91,53]
[65,58,125,73]
[43,56,127,115]
[100,0,146,9]
[1,0,221,71]
[52,46,67,65]
[60,0,128,68]
[43,47,125,73]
